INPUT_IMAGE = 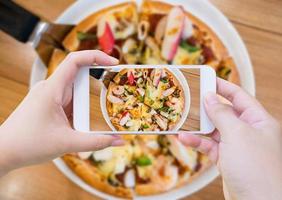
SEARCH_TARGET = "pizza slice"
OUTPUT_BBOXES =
[62,2,138,59]
[63,134,210,197]
[139,0,240,84]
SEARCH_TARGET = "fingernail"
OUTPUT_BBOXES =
[111,139,124,146]
[110,57,119,64]
[205,92,219,105]
[111,135,121,139]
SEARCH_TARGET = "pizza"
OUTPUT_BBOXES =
[45,0,241,198]
[106,68,185,131]
[63,135,210,198]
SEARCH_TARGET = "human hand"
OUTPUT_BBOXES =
[0,50,124,176]
[179,78,282,200]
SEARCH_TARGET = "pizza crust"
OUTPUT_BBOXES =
[63,2,138,52]
[62,154,133,199]
[221,57,240,85]
[47,49,67,77]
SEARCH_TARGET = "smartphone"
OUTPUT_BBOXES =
[74,65,216,134]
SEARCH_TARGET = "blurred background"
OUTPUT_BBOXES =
[0,0,281,199]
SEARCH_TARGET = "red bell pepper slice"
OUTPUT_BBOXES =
[98,22,115,55]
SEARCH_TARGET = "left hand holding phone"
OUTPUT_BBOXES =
[0,50,123,176]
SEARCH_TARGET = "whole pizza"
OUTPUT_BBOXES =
[47,0,240,198]
[106,68,185,132]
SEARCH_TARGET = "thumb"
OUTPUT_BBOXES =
[204,92,242,133]
[65,130,124,152]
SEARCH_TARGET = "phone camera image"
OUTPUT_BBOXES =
[89,66,202,133]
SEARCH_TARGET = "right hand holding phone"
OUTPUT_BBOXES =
[179,78,282,200]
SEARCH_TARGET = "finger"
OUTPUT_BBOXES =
[66,131,124,152]
[210,130,220,142]
[178,133,218,163]
[64,98,73,119]
[217,78,263,114]
[49,50,119,88]
[204,92,242,133]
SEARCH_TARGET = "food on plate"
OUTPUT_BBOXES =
[53,1,239,84]
[106,68,184,131]
[63,134,210,198]
[45,0,241,198]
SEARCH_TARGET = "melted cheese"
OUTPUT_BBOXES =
[97,145,134,177]
[172,47,202,65]
[103,8,137,40]
[112,103,123,114]
[128,119,141,131]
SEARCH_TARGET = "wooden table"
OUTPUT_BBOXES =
[0,0,281,199]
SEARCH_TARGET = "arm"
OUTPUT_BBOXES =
[179,78,282,200]
[0,50,124,176]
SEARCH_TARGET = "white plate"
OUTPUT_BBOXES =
[30,0,255,199]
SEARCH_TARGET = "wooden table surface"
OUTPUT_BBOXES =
[0,0,281,199]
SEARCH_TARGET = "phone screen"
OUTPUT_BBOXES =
[88,66,201,133]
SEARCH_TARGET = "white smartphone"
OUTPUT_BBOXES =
[74,65,216,134]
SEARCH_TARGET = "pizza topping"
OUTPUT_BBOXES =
[116,22,136,39]
[167,135,197,170]
[114,158,127,174]
[182,17,194,40]
[155,16,168,45]
[142,37,165,64]
[122,38,140,64]
[161,165,179,190]
[161,6,185,61]
[152,68,162,87]
[114,16,136,39]
[98,22,115,54]
[120,112,131,126]
[136,88,145,96]
[77,32,96,41]
[77,151,92,160]
[202,45,215,63]
[173,46,202,65]
[112,85,125,95]
[180,40,200,53]
[148,14,165,34]
[145,37,161,56]
[138,20,150,41]
[136,155,152,166]
[154,114,168,130]
[146,140,160,150]
[186,36,198,46]
[162,86,176,97]
[107,94,123,104]
[127,69,135,85]
[99,11,136,40]
[217,66,231,80]
[122,38,137,54]
[150,156,179,190]
[124,169,136,188]
[111,45,123,61]
[93,148,113,161]
[108,175,120,187]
